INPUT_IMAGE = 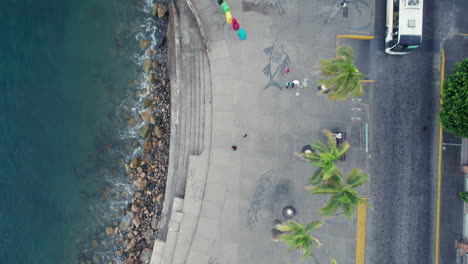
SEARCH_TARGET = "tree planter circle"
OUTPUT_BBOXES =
[282,205,297,219]
[301,145,314,154]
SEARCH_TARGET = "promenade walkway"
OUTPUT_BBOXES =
[153,0,375,263]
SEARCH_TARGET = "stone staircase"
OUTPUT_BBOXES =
[151,0,212,262]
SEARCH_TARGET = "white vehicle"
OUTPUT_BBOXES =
[385,0,423,55]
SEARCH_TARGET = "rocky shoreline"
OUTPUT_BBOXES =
[79,2,171,264]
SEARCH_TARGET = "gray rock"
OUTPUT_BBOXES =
[143,229,154,242]
[125,238,137,252]
[156,194,164,205]
[140,248,152,263]
[151,216,159,229]
[119,218,131,231]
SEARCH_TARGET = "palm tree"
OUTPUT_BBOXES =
[459,192,468,203]
[275,220,323,258]
[298,130,350,185]
[331,259,337,264]
[318,45,365,101]
[306,168,370,218]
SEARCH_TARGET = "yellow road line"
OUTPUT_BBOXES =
[336,35,375,49]
[356,200,368,264]
[360,80,375,83]
[458,33,468,36]
[435,48,445,264]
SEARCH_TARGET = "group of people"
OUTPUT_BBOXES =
[283,68,300,89]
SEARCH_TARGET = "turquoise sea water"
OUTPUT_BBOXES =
[0,0,162,263]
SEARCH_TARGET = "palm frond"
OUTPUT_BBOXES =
[309,168,324,185]
[346,168,368,188]
[307,183,341,194]
[336,45,355,62]
[319,195,341,216]
[305,221,323,232]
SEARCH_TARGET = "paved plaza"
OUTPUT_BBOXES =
[153,0,376,263]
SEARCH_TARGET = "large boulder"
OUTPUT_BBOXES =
[148,73,157,83]
[119,218,131,231]
[140,109,152,123]
[156,194,164,205]
[131,204,139,213]
[154,126,163,139]
[143,139,152,153]
[105,226,114,235]
[132,215,141,228]
[139,40,151,51]
[142,58,152,73]
[139,125,150,139]
[157,4,168,18]
[129,157,139,169]
[125,238,137,252]
[133,178,148,191]
[151,216,159,229]
[151,4,158,16]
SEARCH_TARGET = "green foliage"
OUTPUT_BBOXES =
[318,45,365,101]
[458,192,468,203]
[306,169,370,218]
[298,130,350,184]
[439,58,468,137]
[275,220,323,258]
[331,259,337,264]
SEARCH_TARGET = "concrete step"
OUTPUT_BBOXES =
[178,51,194,195]
[200,52,210,152]
[156,198,184,264]
[190,50,198,156]
[194,49,203,155]
[172,154,208,264]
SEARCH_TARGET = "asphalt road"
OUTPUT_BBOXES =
[364,0,463,263]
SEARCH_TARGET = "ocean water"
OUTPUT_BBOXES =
[0,0,164,263]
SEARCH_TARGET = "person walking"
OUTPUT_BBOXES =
[242,133,248,138]
[285,82,292,89]
[231,145,238,151]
